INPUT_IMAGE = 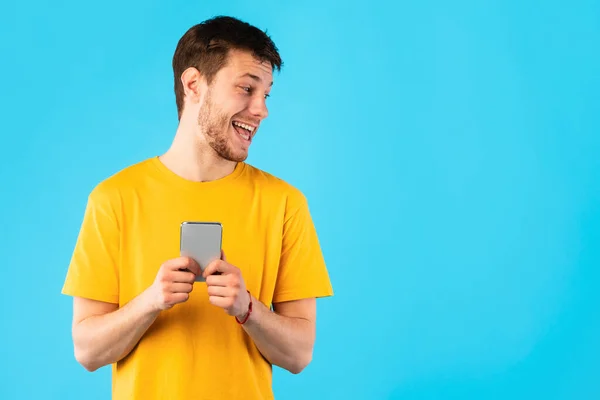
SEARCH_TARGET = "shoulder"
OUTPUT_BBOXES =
[86,157,155,207]
[242,163,308,210]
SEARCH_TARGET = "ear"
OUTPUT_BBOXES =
[180,67,204,104]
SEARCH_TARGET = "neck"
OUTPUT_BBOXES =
[159,117,237,183]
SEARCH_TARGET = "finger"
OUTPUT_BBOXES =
[163,256,196,271]
[171,270,196,283]
[221,249,227,262]
[208,295,232,309]
[169,292,190,305]
[202,259,220,277]
[165,258,201,278]
[181,257,202,276]
[207,285,235,298]
[205,274,230,287]
[203,259,233,278]
[169,282,194,294]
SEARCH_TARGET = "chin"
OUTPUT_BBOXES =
[221,148,248,163]
[232,152,249,162]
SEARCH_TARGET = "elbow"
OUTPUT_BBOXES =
[74,346,100,372]
[288,350,313,375]
[72,325,106,372]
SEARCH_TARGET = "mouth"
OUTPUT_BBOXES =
[232,120,256,142]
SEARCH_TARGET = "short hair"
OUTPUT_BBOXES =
[172,16,283,119]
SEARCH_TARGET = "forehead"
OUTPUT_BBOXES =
[217,49,273,85]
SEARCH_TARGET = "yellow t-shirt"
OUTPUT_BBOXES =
[61,156,334,400]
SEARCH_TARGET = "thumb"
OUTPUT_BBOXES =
[221,249,227,262]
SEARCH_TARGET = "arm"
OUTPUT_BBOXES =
[71,257,201,372]
[241,296,316,374]
[240,191,330,373]
[203,254,317,374]
[202,193,332,374]
[72,293,159,372]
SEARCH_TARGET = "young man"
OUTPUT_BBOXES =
[61,16,333,400]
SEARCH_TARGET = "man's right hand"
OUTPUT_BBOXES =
[71,256,201,372]
[146,256,201,311]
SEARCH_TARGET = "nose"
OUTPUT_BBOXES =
[249,95,268,120]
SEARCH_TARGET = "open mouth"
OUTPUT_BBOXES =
[232,121,255,142]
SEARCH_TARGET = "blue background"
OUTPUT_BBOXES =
[1,0,599,399]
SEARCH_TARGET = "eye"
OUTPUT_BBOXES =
[240,86,251,93]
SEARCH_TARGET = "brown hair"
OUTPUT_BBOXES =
[172,16,283,119]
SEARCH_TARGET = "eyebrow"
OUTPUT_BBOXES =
[240,73,273,87]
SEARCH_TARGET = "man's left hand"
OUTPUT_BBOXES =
[203,251,251,320]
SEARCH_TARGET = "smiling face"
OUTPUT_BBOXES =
[196,49,273,162]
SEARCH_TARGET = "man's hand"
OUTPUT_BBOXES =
[202,251,315,374]
[203,251,251,320]
[72,256,200,372]
[146,256,201,311]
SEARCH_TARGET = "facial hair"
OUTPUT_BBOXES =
[197,89,247,163]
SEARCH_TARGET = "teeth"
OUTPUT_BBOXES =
[233,121,255,132]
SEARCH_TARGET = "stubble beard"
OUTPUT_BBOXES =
[197,90,247,163]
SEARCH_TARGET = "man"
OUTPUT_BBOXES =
[61,15,333,400]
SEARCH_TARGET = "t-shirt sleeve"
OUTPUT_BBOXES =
[61,183,120,304]
[272,190,334,304]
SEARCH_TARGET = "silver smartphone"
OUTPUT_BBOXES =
[180,221,223,282]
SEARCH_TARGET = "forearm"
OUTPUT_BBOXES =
[241,296,315,374]
[73,290,160,371]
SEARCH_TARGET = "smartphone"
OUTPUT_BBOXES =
[180,221,223,282]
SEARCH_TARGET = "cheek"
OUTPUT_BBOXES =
[230,96,250,113]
